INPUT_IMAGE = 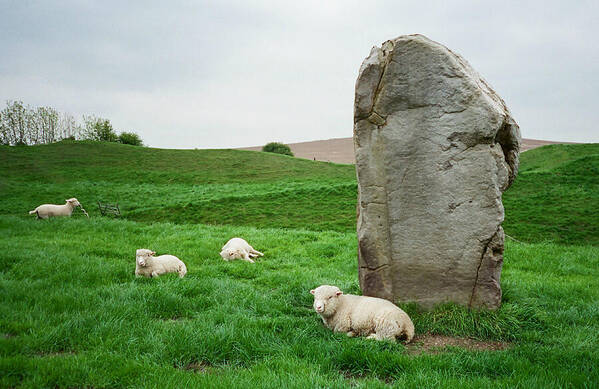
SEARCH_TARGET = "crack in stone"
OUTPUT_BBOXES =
[440,107,468,116]
[448,200,466,212]
[382,103,467,119]
[369,42,394,122]
[360,263,390,272]
[448,141,488,161]
[468,229,498,308]
[361,201,386,205]
[382,153,395,297]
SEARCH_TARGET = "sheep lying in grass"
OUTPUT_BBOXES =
[220,237,263,263]
[135,249,187,278]
[28,198,88,219]
[310,285,414,343]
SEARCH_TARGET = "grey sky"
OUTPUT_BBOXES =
[1,0,597,148]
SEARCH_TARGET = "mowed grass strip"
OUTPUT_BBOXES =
[126,183,358,231]
[1,216,598,388]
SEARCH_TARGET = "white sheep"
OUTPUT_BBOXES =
[28,198,84,219]
[220,237,263,263]
[135,249,187,278]
[310,285,414,343]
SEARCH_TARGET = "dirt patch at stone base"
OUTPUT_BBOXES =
[406,333,511,355]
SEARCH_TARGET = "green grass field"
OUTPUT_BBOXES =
[0,141,598,388]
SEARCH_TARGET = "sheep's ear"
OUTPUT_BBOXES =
[151,251,156,256]
[310,289,315,295]
[336,291,343,296]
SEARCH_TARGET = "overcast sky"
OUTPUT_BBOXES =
[1,0,597,148]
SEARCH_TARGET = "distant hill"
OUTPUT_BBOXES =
[240,137,578,164]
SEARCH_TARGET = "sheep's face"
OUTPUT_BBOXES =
[221,248,241,260]
[136,249,155,267]
[310,285,343,317]
[66,198,81,207]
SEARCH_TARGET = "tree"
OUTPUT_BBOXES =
[1,101,28,145]
[82,115,118,142]
[262,142,294,156]
[58,112,83,141]
[0,110,8,145]
[32,106,59,144]
[0,100,138,146]
[118,131,143,146]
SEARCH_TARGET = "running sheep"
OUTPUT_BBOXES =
[135,249,187,278]
[310,285,414,343]
[29,198,85,219]
[220,237,263,263]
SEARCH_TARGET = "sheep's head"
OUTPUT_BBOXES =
[220,248,241,260]
[310,285,343,317]
[66,198,81,207]
[136,249,155,267]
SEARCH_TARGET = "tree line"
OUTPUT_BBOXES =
[0,100,143,146]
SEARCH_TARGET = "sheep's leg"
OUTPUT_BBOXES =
[239,250,254,263]
[248,251,262,258]
[250,248,264,257]
[366,333,394,342]
[371,320,399,342]
[333,322,351,334]
[346,331,355,337]
[151,271,160,278]
[241,252,255,264]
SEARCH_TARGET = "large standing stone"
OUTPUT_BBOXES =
[354,34,520,310]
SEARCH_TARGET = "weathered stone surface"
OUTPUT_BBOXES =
[354,34,520,310]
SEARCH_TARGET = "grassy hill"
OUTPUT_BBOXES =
[502,143,599,245]
[0,141,357,232]
[0,141,598,387]
[1,140,597,245]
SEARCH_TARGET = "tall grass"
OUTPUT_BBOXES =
[1,217,597,387]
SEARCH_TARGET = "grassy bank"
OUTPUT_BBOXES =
[1,141,597,245]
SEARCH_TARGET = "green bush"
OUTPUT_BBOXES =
[262,142,294,156]
[83,116,118,142]
[118,132,144,146]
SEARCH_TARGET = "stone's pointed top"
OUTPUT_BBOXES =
[392,33,436,42]
[354,35,521,310]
